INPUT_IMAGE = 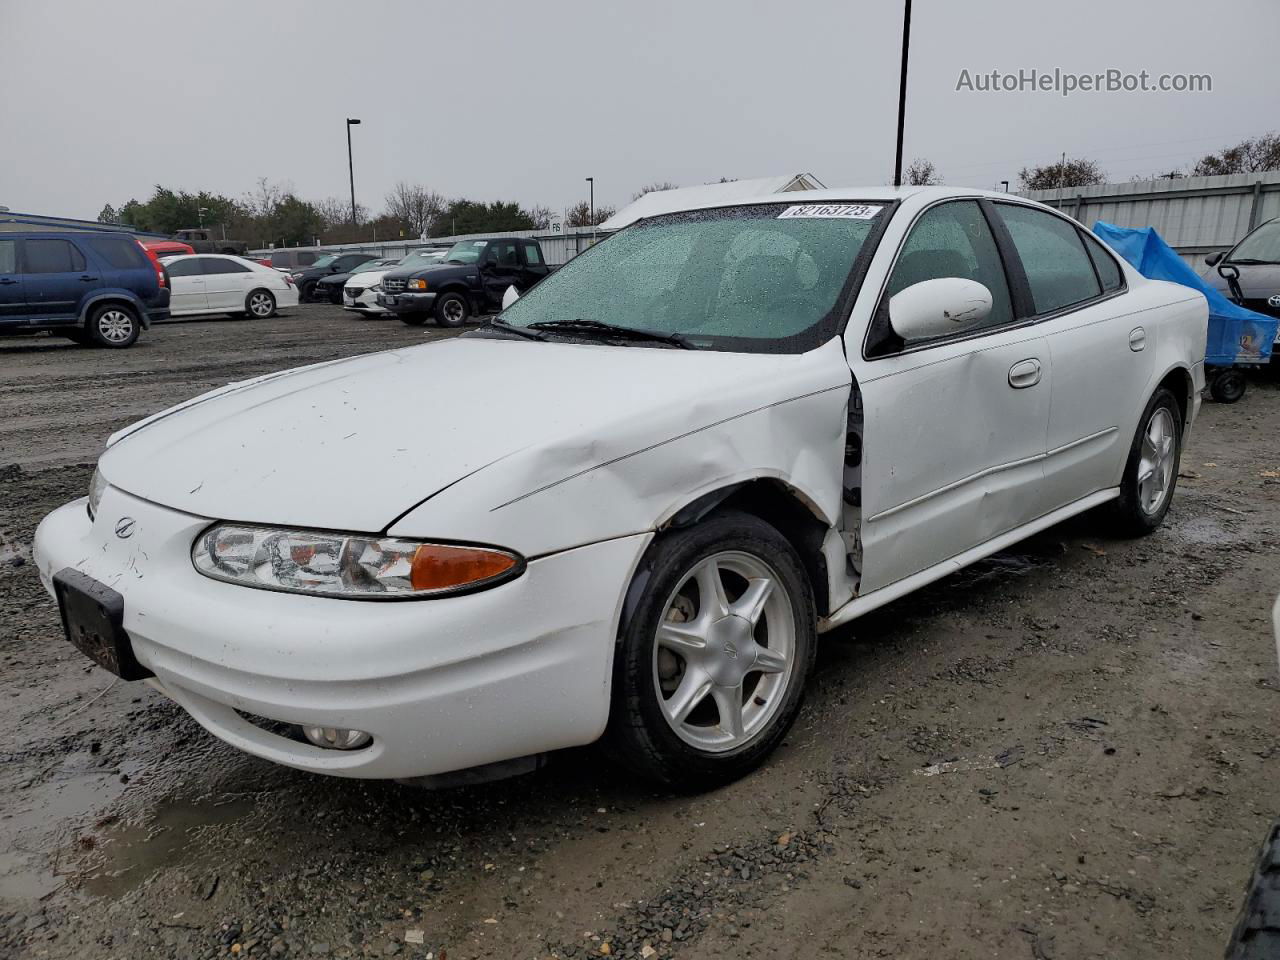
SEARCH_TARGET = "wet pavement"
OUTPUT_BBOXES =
[1,308,1278,958]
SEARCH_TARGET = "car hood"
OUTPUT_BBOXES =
[345,269,389,285]
[99,337,845,533]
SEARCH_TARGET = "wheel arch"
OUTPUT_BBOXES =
[1154,362,1194,432]
[78,291,144,327]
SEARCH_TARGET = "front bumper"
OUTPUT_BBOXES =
[344,288,387,313]
[34,487,650,779]
[376,291,436,314]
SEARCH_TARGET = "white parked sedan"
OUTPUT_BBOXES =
[35,187,1207,790]
[162,254,299,319]
[344,249,448,315]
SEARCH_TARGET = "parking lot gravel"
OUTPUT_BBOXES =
[1,305,1278,959]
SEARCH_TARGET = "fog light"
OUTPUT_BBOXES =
[302,726,372,750]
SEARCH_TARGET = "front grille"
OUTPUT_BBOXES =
[382,278,406,294]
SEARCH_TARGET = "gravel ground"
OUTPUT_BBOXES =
[1,305,1278,959]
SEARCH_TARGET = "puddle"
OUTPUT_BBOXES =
[81,796,256,899]
[1166,515,1250,547]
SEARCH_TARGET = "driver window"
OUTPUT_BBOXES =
[886,200,1014,339]
[487,242,518,268]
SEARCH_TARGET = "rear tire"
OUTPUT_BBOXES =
[1107,387,1181,537]
[245,289,276,319]
[86,304,140,349]
[1210,369,1247,404]
[1225,821,1280,959]
[605,511,817,791]
[434,292,469,328]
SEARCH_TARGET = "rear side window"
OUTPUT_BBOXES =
[0,239,15,274]
[86,235,148,269]
[24,238,87,274]
[270,252,292,268]
[204,258,251,274]
[298,252,318,266]
[996,204,1101,314]
[522,242,543,266]
[166,258,204,278]
[1081,231,1124,292]
[885,199,1015,339]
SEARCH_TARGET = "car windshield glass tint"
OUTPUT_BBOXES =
[499,202,887,353]
[444,240,487,264]
[1231,220,1280,263]
[311,255,338,269]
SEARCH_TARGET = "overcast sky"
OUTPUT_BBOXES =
[2,0,1276,221]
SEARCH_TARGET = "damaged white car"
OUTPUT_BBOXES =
[34,188,1207,789]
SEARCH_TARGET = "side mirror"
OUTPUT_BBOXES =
[501,285,520,310]
[1205,251,1225,267]
[888,277,993,341]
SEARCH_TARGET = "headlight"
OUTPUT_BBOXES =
[191,525,523,599]
[407,278,428,291]
[88,466,108,520]
[370,282,382,292]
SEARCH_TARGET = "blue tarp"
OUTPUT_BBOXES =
[1093,221,1276,365]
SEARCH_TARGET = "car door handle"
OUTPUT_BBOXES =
[1008,358,1042,389]
[1129,326,1146,351]
[78,275,99,282]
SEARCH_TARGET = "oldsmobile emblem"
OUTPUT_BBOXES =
[114,517,136,539]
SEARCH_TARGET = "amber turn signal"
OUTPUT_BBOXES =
[410,544,518,592]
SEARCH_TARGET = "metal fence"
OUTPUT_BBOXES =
[1023,171,1280,270]
[249,225,611,267]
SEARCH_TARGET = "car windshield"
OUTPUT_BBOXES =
[310,254,338,269]
[1229,220,1280,263]
[399,250,445,265]
[443,240,488,264]
[498,202,888,352]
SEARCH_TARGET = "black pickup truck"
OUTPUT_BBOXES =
[376,237,553,327]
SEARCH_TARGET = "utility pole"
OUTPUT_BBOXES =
[586,176,595,244]
[892,0,912,187]
[346,118,362,225]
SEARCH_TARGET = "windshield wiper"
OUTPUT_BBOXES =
[527,318,696,349]
[484,317,546,341]
[1225,258,1280,265]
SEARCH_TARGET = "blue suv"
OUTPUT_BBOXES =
[0,231,171,348]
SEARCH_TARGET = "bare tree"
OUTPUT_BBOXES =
[632,181,678,201]
[904,158,943,186]
[1018,158,1106,191]
[525,205,556,229]
[565,201,617,227]
[1191,132,1280,176]
[384,181,446,237]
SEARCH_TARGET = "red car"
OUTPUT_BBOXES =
[141,240,196,259]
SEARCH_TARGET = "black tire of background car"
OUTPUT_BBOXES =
[398,313,430,327]
[86,303,140,349]
[1108,386,1182,537]
[434,292,470,328]
[300,281,317,303]
[1210,369,1247,404]
[1224,820,1280,959]
[245,289,276,319]
[604,510,817,791]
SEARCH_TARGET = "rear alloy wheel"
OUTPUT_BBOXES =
[246,289,276,319]
[434,292,470,328]
[1108,387,1182,536]
[606,511,816,790]
[87,304,140,348]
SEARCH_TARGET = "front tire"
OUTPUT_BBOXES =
[434,292,469,328]
[398,313,429,327]
[300,281,317,303]
[1108,387,1182,536]
[245,289,276,319]
[86,304,140,348]
[605,511,817,790]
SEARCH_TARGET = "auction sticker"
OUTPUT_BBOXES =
[777,204,883,220]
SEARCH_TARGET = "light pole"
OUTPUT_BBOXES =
[1000,180,1009,193]
[585,176,595,243]
[892,0,912,187]
[346,118,362,226]
[197,206,209,229]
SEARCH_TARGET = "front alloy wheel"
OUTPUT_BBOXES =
[246,290,276,318]
[607,511,816,790]
[654,552,795,753]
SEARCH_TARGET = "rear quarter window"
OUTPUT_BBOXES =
[86,235,148,270]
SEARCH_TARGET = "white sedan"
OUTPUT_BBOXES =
[344,249,448,315]
[35,187,1206,790]
[161,254,299,319]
